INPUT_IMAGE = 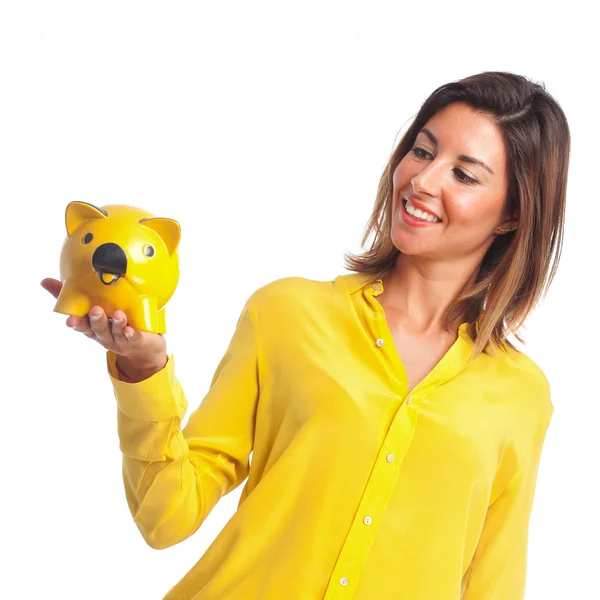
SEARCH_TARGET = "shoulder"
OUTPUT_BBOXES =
[505,348,551,401]
[247,274,353,313]
[252,275,331,300]
[242,274,362,340]
[494,346,554,433]
[475,347,554,488]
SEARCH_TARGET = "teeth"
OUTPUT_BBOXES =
[405,199,441,223]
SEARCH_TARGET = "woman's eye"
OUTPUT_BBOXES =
[454,169,477,185]
[411,147,478,186]
[411,147,431,160]
[143,244,155,257]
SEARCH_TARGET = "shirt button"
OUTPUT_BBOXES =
[340,577,349,586]
[363,516,373,525]
[376,338,385,347]
[406,396,413,405]
[386,453,395,462]
[372,284,381,291]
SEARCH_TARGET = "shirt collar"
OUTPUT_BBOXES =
[338,270,475,348]
[339,272,382,295]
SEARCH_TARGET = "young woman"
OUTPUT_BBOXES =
[42,71,569,599]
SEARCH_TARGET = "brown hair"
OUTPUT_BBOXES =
[344,71,570,358]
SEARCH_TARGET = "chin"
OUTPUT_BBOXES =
[390,225,422,256]
[391,221,446,260]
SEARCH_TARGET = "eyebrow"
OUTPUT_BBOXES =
[418,128,494,175]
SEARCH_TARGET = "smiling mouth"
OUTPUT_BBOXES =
[403,198,442,223]
[98,272,122,285]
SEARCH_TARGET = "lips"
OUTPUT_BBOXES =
[404,197,442,221]
[400,198,442,228]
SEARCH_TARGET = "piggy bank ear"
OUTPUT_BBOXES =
[140,217,181,257]
[65,201,108,237]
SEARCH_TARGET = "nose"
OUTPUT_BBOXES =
[92,243,128,276]
[410,160,445,197]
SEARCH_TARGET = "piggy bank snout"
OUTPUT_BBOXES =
[92,242,128,285]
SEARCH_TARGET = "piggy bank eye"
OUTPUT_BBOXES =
[143,244,155,258]
[82,233,93,244]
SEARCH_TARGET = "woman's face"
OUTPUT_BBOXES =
[391,102,516,262]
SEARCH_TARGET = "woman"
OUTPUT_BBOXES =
[42,71,569,599]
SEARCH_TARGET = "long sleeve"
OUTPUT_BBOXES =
[106,296,260,550]
[461,407,553,599]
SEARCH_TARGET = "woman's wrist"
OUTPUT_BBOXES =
[115,354,168,382]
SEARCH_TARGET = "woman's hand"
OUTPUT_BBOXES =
[41,277,168,381]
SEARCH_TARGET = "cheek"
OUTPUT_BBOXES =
[392,158,419,212]
[447,191,504,226]
[392,158,417,190]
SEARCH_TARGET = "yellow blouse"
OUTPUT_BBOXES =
[107,272,553,600]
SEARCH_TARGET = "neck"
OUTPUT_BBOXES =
[380,253,480,335]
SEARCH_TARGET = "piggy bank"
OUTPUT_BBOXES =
[53,201,181,334]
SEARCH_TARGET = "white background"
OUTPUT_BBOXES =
[1,1,597,598]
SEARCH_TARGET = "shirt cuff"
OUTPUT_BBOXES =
[106,350,187,422]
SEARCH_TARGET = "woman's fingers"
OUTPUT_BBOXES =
[66,314,92,334]
[57,299,155,361]
[63,304,138,353]
[40,278,63,299]
[87,306,115,346]
[110,310,135,345]
[86,307,140,353]
[43,279,137,351]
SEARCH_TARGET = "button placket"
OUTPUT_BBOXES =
[324,405,418,600]
[365,285,407,393]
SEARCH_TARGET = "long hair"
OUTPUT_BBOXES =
[344,71,570,357]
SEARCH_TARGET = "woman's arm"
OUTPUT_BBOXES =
[107,296,260,550]
[461,407,553,599]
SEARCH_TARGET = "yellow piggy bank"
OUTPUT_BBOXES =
[54,201,181,334]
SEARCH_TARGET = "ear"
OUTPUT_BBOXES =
[65,201,108,237]
[140,217,181,256]
[495,208,520,235]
